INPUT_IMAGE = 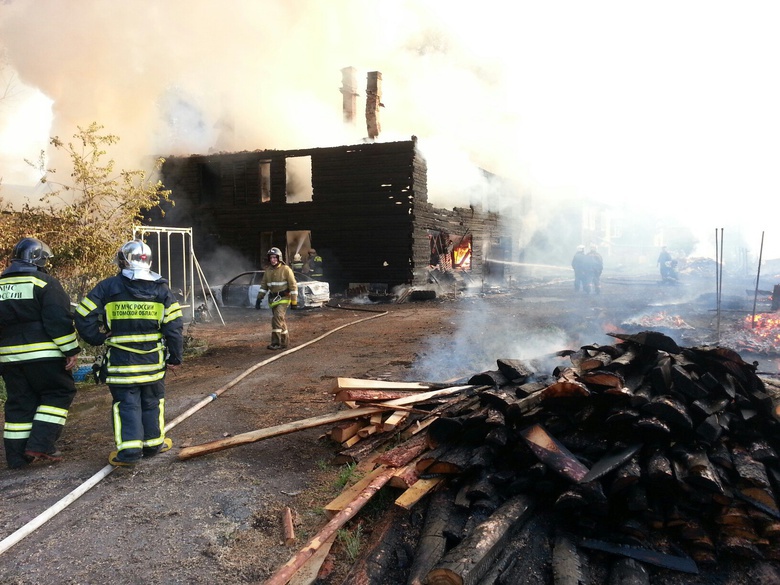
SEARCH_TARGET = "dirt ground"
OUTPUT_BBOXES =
[1,270,779,584]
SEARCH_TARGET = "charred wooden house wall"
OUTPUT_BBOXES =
[156,137,509,292]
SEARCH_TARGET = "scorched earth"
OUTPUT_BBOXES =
[1,273,779,584]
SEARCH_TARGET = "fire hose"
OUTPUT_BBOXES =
[0,306,389,556]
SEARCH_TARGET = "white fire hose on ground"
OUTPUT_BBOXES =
[0,307,389,556]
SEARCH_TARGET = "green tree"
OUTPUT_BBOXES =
[0,122,172,298]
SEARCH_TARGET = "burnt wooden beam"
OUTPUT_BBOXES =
[425,495,534,585]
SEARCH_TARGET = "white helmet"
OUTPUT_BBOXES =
[293,253,301,262]
[117,239,157,281]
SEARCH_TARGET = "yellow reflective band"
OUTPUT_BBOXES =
[34,413,67,425]
[106,371,166,384]
[108,361,164,374]
[5,422,33,431]
[0,275,48,287]
[76,297,97,316]
[53,332,79,352]
[4,421,32,440]
[37,404,68,417]
[163,308,183,323]
[117,440,144,451]
[269,298,291,308]
[105,300,164,324]
[0,340,60,354]
[142,399,166,448]
[109,333,162,343]
[105,340,163,355]
[4,429,31,439]
[53,331,77,345]
[0,349,64,363]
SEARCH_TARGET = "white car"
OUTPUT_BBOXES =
[210,271,330,309]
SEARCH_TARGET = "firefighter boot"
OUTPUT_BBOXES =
[267,331,281,350]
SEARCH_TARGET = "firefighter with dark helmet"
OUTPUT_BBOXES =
[305,248,324,279]
[75,239,183,467]
[0,237,81,468]
[255,247,297,350]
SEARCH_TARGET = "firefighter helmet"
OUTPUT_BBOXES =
[117,239,156,280]
[13,237,53,268]
[267,247,283,261]
[293,253,301,262]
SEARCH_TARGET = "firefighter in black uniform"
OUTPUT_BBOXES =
[304,249,324,279]
[0,238,81,468]
[75,239,183,467]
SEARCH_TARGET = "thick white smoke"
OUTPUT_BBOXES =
[1,0,779,261]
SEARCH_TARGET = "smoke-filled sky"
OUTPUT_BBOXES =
[1,0,780,259]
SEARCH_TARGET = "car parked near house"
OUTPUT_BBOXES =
[210,271,330,309]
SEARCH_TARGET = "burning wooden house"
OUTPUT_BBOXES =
[154,137,515,294]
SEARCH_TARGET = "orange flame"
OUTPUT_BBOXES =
[744,314,780,345]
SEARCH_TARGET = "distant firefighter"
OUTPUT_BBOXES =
[571,245,590,293]
[657,246,678,283]
[587,245,603,294]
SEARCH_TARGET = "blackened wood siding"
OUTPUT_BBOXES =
[157,138,507,292]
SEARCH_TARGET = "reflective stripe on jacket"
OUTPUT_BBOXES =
[257,264,298,306]
[75,274,183,385]
[0,262,80,364]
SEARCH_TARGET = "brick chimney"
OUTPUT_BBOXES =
[366,71,382,139]
[340,66,358,124]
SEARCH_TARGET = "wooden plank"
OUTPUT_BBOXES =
[382,411,409,432]
[283,507,296,545]
[341,435,361,448]
[330,420,365,443]
[178,385,474,460]
[264,467,396,585]
[331,377,436,393]
[335,389,421,403]
[395,477,444,510]
[288,534,337,585]
[324,465,390,517]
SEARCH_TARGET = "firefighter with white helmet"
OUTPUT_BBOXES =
[75,239,183,467]
[255,247,297,350]
[0,237,81,468]
[291,253,304,272]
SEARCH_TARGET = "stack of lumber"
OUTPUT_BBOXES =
[182,331,780,583]
[333,330,780,583]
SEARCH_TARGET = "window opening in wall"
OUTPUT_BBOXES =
[453,234,472,270]
[286,156,313,203]
[286,230,312,268]
[259,160,271,203]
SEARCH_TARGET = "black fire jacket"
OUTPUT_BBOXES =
[75,274,183,385]
[0,261,80,364]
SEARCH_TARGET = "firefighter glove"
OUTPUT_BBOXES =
[291,296,298,307]
[255,296,263,310]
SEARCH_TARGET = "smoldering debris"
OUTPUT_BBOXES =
[321,330,780,584]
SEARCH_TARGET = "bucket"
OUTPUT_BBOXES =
[73,365,93,383]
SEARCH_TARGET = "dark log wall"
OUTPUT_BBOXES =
[157,138,509,292]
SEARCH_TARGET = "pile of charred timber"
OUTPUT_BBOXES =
[329,329,780,584]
